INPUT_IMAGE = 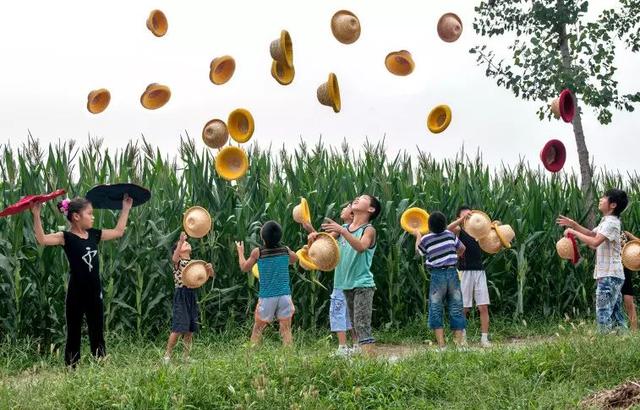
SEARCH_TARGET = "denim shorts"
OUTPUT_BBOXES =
[329,288,352,332]
[596,276,626,332]
[172,287,199,333]
[428,267,466,330]
[254,295,295,323]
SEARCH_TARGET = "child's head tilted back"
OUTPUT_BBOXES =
[261,220,283,249]
[57,197,93,228]
[352,194,381,222]
[172,238,192,259]
[601,188,629,217]
[428,211,447,234]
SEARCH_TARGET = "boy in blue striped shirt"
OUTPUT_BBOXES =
[414,211,466,349]
[236,221,298,347]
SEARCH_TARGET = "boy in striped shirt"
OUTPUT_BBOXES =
[414,211,466,349]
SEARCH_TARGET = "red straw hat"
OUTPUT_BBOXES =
[0,189,66,217]
[540,139,566,173]
[558,89,575,123]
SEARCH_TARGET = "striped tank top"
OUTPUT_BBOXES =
[257,247,291,298]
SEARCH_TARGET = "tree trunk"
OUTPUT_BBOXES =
[558,20,596,227]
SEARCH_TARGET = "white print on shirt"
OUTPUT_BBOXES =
[82,247,98,272]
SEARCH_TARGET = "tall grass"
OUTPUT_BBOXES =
[1,135,639,344]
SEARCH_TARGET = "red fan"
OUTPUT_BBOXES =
[0,189,66,217]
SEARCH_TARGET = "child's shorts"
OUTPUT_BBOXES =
[329,288,352,332]
[172,287,199,333]
[255,295,295,323]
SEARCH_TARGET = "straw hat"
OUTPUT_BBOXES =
[292,197,311,224]
[209,56,236,85]
[215,146,249,181]
[400,207,430,235]
[181,260,209,289]
[140,83,171,110]
[146,10,168,37]
[202,119,229,149]
[464,210,492,240]
[622,240,640,271]
[556,234,579,264]
[317,73,341,113]
[479,223,515,254]
[227,108,255,143]
[297,245,320,271]
[540,139,566,173]
[331,10,361,44]
[271,60,295,85]
[270,30,293,67]
[494,223,515,248]
[308,233,340,271]
[252,264,260,279]
[427,105,452,134]
[385,50,415,76]
[437,13,463,42]
[183,206,212,238]
[549,98,561,119]
[558,89,575,123]
[87,89,111,114]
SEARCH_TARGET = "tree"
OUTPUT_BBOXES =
[471,0,640,225]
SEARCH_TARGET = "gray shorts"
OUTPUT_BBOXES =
[254,295,295,323]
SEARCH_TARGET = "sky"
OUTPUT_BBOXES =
[0,0,638,174]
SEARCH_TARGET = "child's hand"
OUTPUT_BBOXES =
[122,194,133,211]
[556,215,576,228]
[321,218,344,235]
[235,241,245,255]
[206,263,215,278]
[179,231,187,243]
[564,228,575,237]
[307,232,319,243]
[414,229,422,238]
[30,202,42,214]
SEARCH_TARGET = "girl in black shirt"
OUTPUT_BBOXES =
[31,195,132,367]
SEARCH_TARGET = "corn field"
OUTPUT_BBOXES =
[1,135,639,346]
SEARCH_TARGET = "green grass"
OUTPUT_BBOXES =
[1,318,638,409]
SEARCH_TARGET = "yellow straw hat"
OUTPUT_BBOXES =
[252,264,260,279]
[227,108,255,143]
[270,30,293,67]
[140,83,171,110]
[271,60,295,85]
[292,198,311,224]
[215,146,249,181]
[437,13,463,43]
[181,260,209,289]
[297,245,320,271]
[202,119,229,149]
[331,10,361,44]
[308,233,340,271]
[183,206,212,238]
[622,240,640,271]
[385,50,415,76]
[209,56,236,85]
[464,210,492,240]
[400,207,430,235]
[146,10,168,37]
[317,73,341,113]
[87,88,111,114]
[479,222,515,254]
[427,105,452,134]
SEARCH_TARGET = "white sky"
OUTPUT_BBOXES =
[0,1,638,174]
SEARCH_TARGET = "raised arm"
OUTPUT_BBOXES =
[172,232,187,264]
[447,215,465,235]
[557,215,595,237]
[101,195,133,242]
[236,242,260,272]
[287,247,298,264]
[30,203,64,246]
[414,230,423,254]
[322,218,374,253]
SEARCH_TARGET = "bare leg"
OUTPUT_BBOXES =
[350,329,358,344]
[477,305,490,334]
[251,321,268,346]
[434,328,445,348]
[624,295,637,332]
[182,332,193,360]
[336,331,347,346]
[464,307,470,317]
[164,332,181,358]
[278,319,293,347]
[453,330,464,345]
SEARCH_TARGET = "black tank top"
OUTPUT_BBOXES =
[62,228,102,292]
[458,229,484,271]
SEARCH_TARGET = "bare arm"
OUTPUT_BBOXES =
[172,232,187,264]
[557,215,596,237]
[570,230,607,250]
[321,219,375,253]
[287,247,298,264]
[30,203,64,246]
[447,216,465,234]
[302,221,316,234]
[236,242,260,272]
[414,231,423,253]
[625,231,639,242]
[456,242,466,257]
[101,196,133,241]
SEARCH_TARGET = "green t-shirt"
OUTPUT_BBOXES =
[333,223,376,290]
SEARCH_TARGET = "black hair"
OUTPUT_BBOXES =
[362,194,382,221]
[604,188,629,216]
[261,220,283,249]
[57,197,91,222]
[428,211,447,234]
[457,205,471,217]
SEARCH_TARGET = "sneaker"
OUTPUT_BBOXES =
[349,345,362,356]
[331,346,351,358]
[480,340,492,348]
[162,356,170,365]
[437,346,447,353]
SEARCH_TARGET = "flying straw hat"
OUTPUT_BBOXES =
[437,13,463,42]
[181,260,210,289]
[209,56,236,85]
[252,264,260,279]
[297,245,320,271]
[549,98,561,119]
[146,9,168,37]
[385,50,415,76]
[308,233,340,271]
[269,30,293,67]
[479,222,515,253]
[215,146,249,181]
[202,119,229,149]
[292,198,311,224]
[87,89,111,114]
[464,210,492,240]
[140,83,171,110]
[317,73,341,113]
[331,10,361,44]
[271,60,295,85]
[427,105,452,134]
[227,108,255,143]
[400,207,430,235]
[183,206,212,238]
[540,139,566,173]
[622,240,640,271]
[556,233,580,264]
[558,89,575,123]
